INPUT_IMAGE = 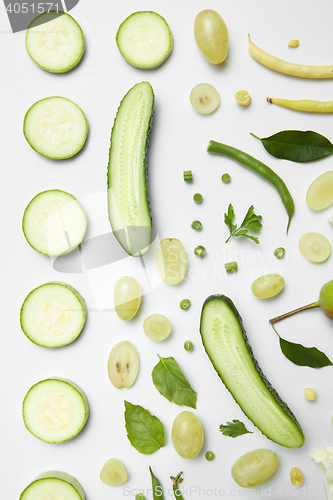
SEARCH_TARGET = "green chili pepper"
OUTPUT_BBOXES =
[208,140,295,233]
[149,466,164,500]
[171,472,184,499]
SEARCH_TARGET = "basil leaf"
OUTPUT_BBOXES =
[251,130,333,162]
[124,401,165,454]
[152,355,197,408]
[272,326,333,368]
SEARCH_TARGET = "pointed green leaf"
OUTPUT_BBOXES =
[272,325,333,368]
[251,130,333,162]
[124,401,165,454]
[152,355,197,408]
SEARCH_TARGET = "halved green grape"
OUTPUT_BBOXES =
[143,314,171,341]
[299,232,331,263]
[194,9,228,64]
[107,341,139,389]
[190,84,220,115]
[156,238,187,285]
[251,274,285,299]
[100,459,128,486]
[172,411,204,458]
[114,277,141,321]
[231,449,278,488]
[306,171,333,211]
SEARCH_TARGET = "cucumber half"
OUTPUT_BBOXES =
[200,295,305,448]
[26,11,85,73]
[23,96,88,159]
[22,189,87,256]
[20,282,86,348]
[116,11,173,69]
[23,377,89,443]
[20,471,85,499]
[108,82,154,256]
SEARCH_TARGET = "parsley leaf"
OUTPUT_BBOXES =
[224,204,262,243]
[219,419,253,438]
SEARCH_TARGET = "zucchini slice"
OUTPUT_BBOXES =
[23,377,89,443]
[26,11,85,73]
[20,282,86,348]
[22,189,87,256]
[23,96,87,159]
[108,82,154,256]
[20,471,85,500]
[116,11,173,69]
[200,295,305,448]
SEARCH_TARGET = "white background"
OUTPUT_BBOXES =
[2,0,333,498]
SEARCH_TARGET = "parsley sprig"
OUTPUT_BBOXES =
[224,204,262,244]
[219,419,253,438]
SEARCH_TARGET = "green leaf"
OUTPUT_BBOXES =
[124,401,165,454]
[251,130,333,162]
[224,204,262,243]
[152,355,197,408]
[219,419,253,438]
[272,326,333,368]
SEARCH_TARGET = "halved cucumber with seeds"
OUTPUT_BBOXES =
[116,11,173,69]
[108,82,154,256]
[20,282,86,348]
[23,377,89,443]
[20,470,85,500]
[22,189,87,256]
[23,96,87,159]
[26,11,85,73]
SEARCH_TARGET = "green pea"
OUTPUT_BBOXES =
[205,451,215,461]
[222,173,231,183]
[191,220,202,230]
[184,341,193,351]
[193,193,203,203]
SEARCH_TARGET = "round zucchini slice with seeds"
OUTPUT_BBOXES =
[26,11,85,73]
[22,378,89,443]
[116,11,173,69]
[23,96,88,159]
[22,189,87,256]
[20,282,86,348]
[20,471,85,500]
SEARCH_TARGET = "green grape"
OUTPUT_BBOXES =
[251,274,284,299]
[231,449,278,487]
[114,277,141,320]
[100,458,128,486]
[194,9,229,64]
[184,340,193,351]
[172,411,204,458]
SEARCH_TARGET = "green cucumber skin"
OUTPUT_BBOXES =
[20,471,85,499]
[200,294,304,448]
[20,282,87,348]
[22,377,89,444]
[107,82,154,256]
[25,11,85,74]
[23,97,88,160]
